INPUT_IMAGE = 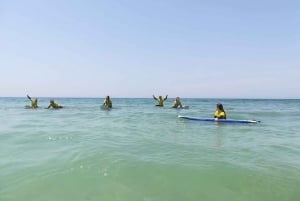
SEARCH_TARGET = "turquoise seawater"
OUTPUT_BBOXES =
[1,98,300,201]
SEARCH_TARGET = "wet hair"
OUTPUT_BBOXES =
[216,103,225,112]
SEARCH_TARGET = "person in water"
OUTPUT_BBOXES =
[153,94,168,106]
[27,95,38,108]
[172,97,183,108]
[47,100,63,109]
[103,96,112,108]
[214,103,226,119]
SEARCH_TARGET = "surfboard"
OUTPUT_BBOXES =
[179,106,189,109]
[100,105,111,110]
[24,105,37,109]
[178,115,260,123]
[172,106,189,109]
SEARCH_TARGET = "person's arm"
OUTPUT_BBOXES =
[152,95,157,100]
[107,100,112,108]
[214,110,218,119]
[164,95,168,101]
[27,95,32,101]
[27,95,33,104]
[219,112,226,119]
[56,102,63,108]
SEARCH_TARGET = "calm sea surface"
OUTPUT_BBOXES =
[1,98,300,201]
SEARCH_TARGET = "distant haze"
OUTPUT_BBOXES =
[1,0,299,98]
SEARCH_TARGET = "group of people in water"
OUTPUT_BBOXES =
[152,94,226,119]
[27,95,63,109]
[26,94,227,119]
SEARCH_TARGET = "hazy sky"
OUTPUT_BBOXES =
[0,0,299,98]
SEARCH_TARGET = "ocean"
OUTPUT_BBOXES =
[0,97,299,201]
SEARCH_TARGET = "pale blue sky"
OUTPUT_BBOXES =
[0,0,299,98]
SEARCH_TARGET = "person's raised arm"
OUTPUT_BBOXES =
[152,95,157,100]
[27,95,32,101]
[46,102,52,109]
[164,95,168,101]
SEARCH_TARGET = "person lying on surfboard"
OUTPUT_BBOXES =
[153,95,168,106]
[47,100,63,109]
[103,96,112,108]
[27,95,38,108]
[214,103,226,119]
[172,97,183,108]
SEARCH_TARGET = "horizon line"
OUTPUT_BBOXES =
[1,96,299,100]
